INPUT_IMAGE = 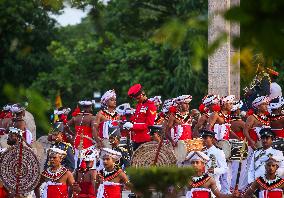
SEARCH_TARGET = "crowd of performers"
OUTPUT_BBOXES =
[0,69,284,198]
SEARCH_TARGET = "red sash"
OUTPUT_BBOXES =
[74,126,93,149]
[235,131,245,140]
[249,128,259,142]
[74,182,96,198]
[192,191,210,198]
[104,185,121,198]
[47,184,68,198]
[179,124,192,140]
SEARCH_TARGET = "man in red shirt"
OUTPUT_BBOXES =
[124,84,157,151]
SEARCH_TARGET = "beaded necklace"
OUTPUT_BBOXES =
[101,110,119,120]
[99,166,122,182]
[257,175,284,190]
[253,114,270,126]
[174,111,191,124]
[269,114,284,121]
[219,111,231,123]
[42,166,68,181]
[191,174,211,188]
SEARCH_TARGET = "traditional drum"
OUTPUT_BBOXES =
[272,138,284,153]
[131,141,177,167]
[0,144,41,195]
[229,139,248,161]
[216,139,248,161]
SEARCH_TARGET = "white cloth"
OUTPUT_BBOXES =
[270,82,282,100]
[248,146,284,184]
[213,124,230,140]
[97,181,121,198]
[123,122,133,130]
[204,145,228,191]
[186,188,211,198]
[229,158,249,192]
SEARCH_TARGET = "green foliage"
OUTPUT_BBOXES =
[224,0,284,59]
[126,166,195,197]
[3,84,51,135]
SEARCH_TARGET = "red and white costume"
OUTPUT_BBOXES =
[256,176,284,198]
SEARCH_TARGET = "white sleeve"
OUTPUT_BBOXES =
[276,150,284,177]
[214,150,228,175]
[248,152,255,184]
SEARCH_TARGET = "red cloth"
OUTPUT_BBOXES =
[132,100,157,143]
[0,186,7,198]
[249,128,259,142]
[272,129,284,138]
[74,126,93,149]
[47,184,68,198]
[178,125,192,140]
[192,191,210,198]
[103,185,121,198]
[74,182,96,198]
[235,131,245,140]
[262,191,282,198]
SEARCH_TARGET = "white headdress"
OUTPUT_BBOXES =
[78,100,93,106]
[149,96,162,106]
[8,127,24,136]
[202,95,220,106]
[10,104,25,113]
[101,90,116,106]
[83,149,99,161]
[252,96,269,108]
[184,151,210,163]
[48,146,67,156]
[54,108,71,115]
[270,96,284,110]
[162,98,175,113]
[3,104,12,111]
[100,148,122,161]
[260,154,284,166]
[231,100,243,112]
[221,95,235,105]
[175,95,192,104]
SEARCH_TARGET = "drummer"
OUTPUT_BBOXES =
[269,96,284,138]
[229,100,248,193]
[248,128,284,184]
[201,130,228,193]
[165,95,193,163]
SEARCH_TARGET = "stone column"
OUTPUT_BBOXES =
[208,0,240,98]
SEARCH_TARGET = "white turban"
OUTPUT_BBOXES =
[83,149,99,161]
[231,100,243,112]
[54,108,71,115]
[100,148,122,161]
[221,95,235,105]
[78,100,93,106]
[270,96,284,110]
[101,90,116,105]
[252,96,269,108]
[202,95,220,106]
[175,95,192,104]
[184,151,210,163]
[260,154,284,166]
[162,98,175,113]
[48,146,67,156]
[149,96,162,106]
[10,104,25,113]
[9,127,24,136]
[3,104,11,111]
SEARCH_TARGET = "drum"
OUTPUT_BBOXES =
[272,138,284,153]
[183,138,204,152]
[229,139,248,161]
[216,140,231,160]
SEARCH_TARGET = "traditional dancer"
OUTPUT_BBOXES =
[269,96,284,138]
[73,149,99,198]
[201,130,228,192]
[183,151,234,198]
[94,90,120,148]
[9,103,33,145]
[0,104,12,135]
[68,100,102,168]
[53,107,72,143]
[125,84,156,151]
[244,155,284,198]
[96,148,130,198]
[35,147,77,198]
[248,128,284,184]
[243,96,270,150]
[193,95,219,137]
[165,95,193,162]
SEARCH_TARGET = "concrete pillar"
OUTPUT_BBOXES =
[208,0,240,98]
